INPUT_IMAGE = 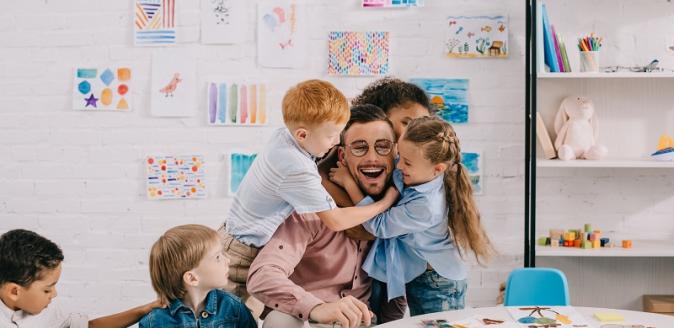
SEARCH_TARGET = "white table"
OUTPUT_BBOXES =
[376,306,674,327]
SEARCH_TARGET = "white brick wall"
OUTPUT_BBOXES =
[0,0,524,321]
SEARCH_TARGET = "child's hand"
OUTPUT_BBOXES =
[144,299,167,312]
[329,162,353,188]
[382,186,400,206]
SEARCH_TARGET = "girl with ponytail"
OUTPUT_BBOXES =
[329,116,494,316]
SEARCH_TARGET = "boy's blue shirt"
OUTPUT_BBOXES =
[139,289,256,328]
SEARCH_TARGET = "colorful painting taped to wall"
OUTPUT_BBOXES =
[257,0,307,68]
[135,0,176,46]
[207,81,267,126]
[328,31,390,76]
[461,152,482,194]
[151,50,197,117]
[410,78,469,124]
[228,151,257,195]
[146,155,206,200]
[361,0,422,8]
[73,67,132,111]
[506,306,590,328]
[445,15,508,58]
[201,0,245,44]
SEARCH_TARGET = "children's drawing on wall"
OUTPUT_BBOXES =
[461,152,482,194]
[328,31,390,76]
[135,0,176,46]
[207,81,268,126]
[228,151,257,195]
[410,78,469,123]
[446,15,508,58]
[146,155,206,200]
[73,67,132,111]
[151,51,196,117]
[361,0,422,8]
[257,0,307,68]
[201,0,245,44]
[507,306,590,328]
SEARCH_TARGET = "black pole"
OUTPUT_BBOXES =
[524,0,537,268]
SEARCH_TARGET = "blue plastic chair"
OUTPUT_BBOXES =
[504,268,570,306]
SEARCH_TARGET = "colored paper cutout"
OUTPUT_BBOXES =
[228,151,257,195]
[328,31,390,76]
[208,81,268,126]
[257,0,307,68]
[446,15,508,58]
[146,155,206,200]
[135,0,176,46]
[73,67,132,111]
[410,78,469,124]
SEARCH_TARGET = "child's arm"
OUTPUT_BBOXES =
[362,195,437,239]
[316,186,398,232]
[318,159,354,207]
[89,300,164,328]
[328,161,365,204]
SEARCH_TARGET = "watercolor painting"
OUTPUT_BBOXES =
[461,152,482,194]
[507,306,590,328]
[410,78,469,124]
[257,0,307,68]
[362,0,422,8]
[207,81,268,126]
[328,31,390,76]
[151,51,197,117]
[73,67,132,111]
[135,0,176,46]
[146,155,206,200]
[446,15,508,58]
[201,0,245,44]
[228,151,257,195]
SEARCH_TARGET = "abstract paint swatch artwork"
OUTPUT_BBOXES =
[328,31,390,76]
[228,151,257,195]
[362,0,422,8]
[201,0,245,44]
[507,306,590,328]
[146,155,206,200]
[410,78,469,123]
[257,0,307,68]
[151,51,197,117]
[135,0,176,45]
[207,81,268,126]
[446,15,508,58]
[461,152,482,194]
[73,67,132,111]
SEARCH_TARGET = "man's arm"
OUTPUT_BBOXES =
[89,300,164,328]
[247,212,325,321]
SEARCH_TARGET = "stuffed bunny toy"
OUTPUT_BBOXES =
[554,96,608,160]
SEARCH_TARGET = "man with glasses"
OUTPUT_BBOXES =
[247,105,397,328]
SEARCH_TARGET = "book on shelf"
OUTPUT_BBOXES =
[536,113,557,159]
[541,4,560,72]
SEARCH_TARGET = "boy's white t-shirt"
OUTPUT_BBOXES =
[0,299,88,328]
[225,127,337,247]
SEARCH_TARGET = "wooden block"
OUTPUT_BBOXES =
[622,240,633,248]
[584,223,592,233]
[538,237,548,246]
[550,229,564,240]
[582,240,592,249]
[551,239,560,247]
[593,240,600,248]
[573,239,582,248]
[536,113,557,159]
[600,238,609,247]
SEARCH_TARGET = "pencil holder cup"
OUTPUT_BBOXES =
[580,51,600,72]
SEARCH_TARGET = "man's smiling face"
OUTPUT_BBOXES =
[339,121,396,199]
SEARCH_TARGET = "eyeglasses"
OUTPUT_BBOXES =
[343,139,394,157]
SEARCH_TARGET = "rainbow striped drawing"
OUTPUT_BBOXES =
[135,0,176,46]
[207,81,268,126]
[328,31,390,76]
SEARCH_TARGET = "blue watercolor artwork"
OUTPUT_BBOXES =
[229,152,257,195]
[410,78,469,124]
[461,151,482,194]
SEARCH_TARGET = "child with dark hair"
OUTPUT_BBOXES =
[0,229,161,328]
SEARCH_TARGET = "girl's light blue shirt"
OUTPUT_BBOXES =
[360,169,467,300]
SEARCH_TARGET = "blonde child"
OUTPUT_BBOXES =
[0,229,161,328]
[221,80,397,306]
[330,116,494,315]
[139,224,256,327]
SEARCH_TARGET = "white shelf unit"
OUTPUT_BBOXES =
[528,0,674,310]
[536,240,674,257]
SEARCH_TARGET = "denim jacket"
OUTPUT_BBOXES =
[139,289,257,328]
